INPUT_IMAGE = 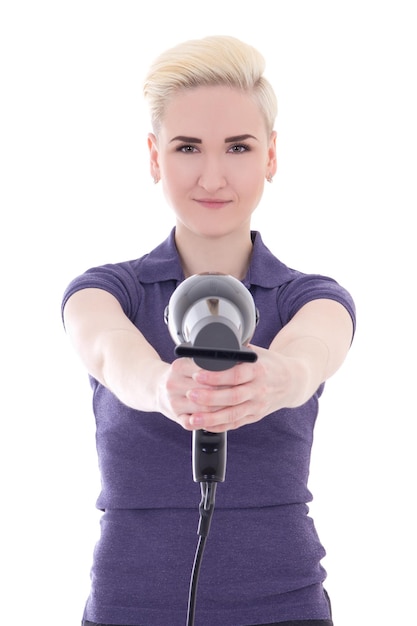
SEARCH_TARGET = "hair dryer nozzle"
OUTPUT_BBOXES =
[165,273,259,362]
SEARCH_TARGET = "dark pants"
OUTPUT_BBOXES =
[82,619,333,626]
[83,590,332,626]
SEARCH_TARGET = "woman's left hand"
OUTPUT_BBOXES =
[186,345,302,432]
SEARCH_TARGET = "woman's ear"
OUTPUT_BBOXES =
[267,130,278,178]
[148,133,160,182]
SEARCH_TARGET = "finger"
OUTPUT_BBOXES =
[189,401,259,431]
[187,383,250,409]
[189,412,260,433]
[172,356,202,378]
[192,362,254,387]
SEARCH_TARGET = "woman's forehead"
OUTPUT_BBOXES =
[159,85,267,138]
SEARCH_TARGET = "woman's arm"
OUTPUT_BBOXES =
[186,298,354,432]
[64,290,353,432]
[267,297,354,406]
[63,287,221,426]
[63,288,169,411]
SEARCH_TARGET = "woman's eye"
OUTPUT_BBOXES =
[178,144,198,153]
[228,144,250,153]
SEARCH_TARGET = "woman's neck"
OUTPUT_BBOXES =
[175,226,253,279]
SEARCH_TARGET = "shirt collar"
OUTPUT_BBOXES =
[139,228,295,288]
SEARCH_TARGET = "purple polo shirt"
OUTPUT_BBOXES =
[62,230,355,626]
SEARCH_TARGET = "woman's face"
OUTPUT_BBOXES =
[148,85,277,239]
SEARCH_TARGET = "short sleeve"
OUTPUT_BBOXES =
[277,273,356,333]
[61,261,143,324]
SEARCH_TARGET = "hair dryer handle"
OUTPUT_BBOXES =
[192,429,227,483]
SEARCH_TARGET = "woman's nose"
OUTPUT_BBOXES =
[197,158,227,192]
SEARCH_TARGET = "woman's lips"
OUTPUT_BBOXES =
[194,198,232,209]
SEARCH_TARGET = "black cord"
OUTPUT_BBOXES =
[186,481,218,626]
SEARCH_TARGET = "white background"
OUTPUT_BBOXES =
[1,1,416,624]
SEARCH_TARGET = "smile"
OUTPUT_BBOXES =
[194,198,232,209]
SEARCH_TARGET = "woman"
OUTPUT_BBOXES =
[62,35,355,626]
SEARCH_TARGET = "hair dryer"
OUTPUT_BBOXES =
[164,273,259,483]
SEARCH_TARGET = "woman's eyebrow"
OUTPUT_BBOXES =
[170,135,202,143]
[224,134,258,142]
[169,134,258,144]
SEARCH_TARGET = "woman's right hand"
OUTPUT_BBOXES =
[156,357,226,430]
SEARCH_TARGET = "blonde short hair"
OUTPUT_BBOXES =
[143,35,277,135]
